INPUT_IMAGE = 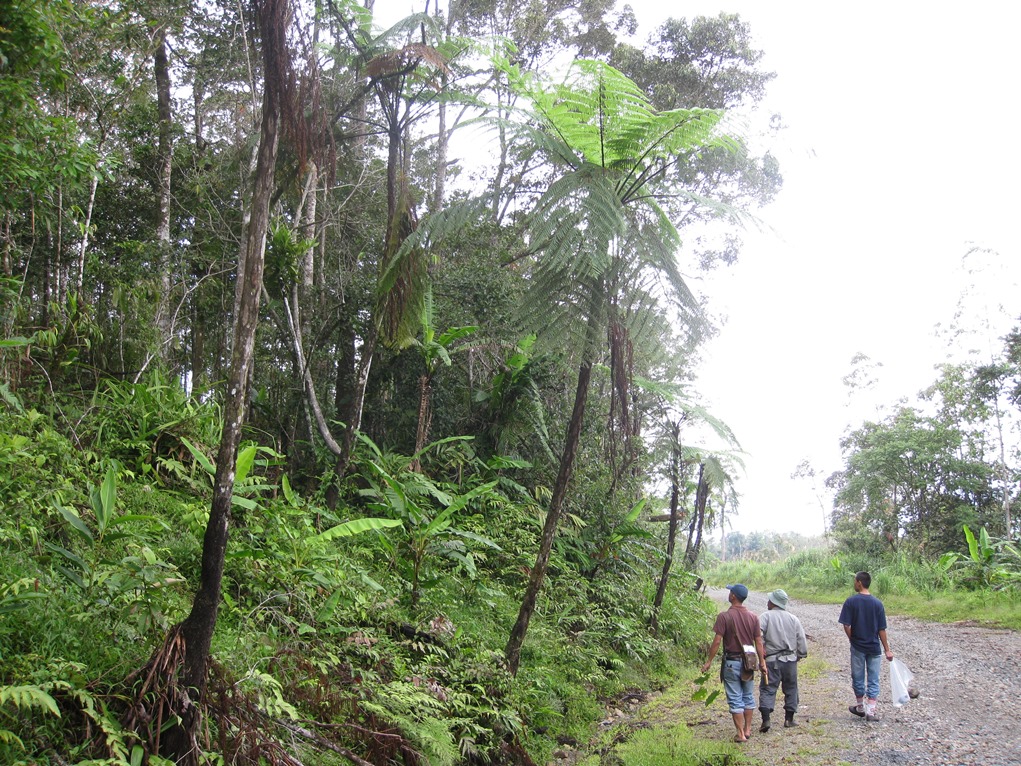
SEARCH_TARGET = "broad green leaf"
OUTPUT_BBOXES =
[316,588,345,623]
[281,474,298,506]
[87,466,118,540]
[624,497,647,524]
[234,445,257,485]
[448,528,502,550]
[310,517,403,544]
[963,524,979,563]
[181,437,215,476]
[230,495,259,511]
[44,542,87,572]
[54,504,93,542]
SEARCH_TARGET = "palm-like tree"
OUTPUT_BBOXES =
[501,58,735,673]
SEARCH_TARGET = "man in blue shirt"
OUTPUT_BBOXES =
[838,571,893,722]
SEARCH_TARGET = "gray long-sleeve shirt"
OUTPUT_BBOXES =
[760,608,808,662]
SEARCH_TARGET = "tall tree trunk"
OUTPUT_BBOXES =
[298,162,317,288]
[431,76,447,213]
[720,496,727,562]
[161,0,285,759]
[154,31,175,361]
[682,463,709,569]
[410,372,432,471]
[650,422,681,632]
[505,299,602,675]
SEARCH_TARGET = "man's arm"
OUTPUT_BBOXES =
[796,621,808,659]
[701,634,723,674]
[755,633,769,684]
[755,633,767,666]
[878,628,893,661]
[841,623,852,640]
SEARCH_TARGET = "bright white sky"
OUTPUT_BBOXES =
[374,0,1021,536]
[641,1,1021,536]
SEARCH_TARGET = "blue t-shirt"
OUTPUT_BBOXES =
[838,593,887,655]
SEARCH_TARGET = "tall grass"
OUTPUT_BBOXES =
[706,551,1021,629]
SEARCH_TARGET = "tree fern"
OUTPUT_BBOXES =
[498,58,746,673]
[0,684,60,718]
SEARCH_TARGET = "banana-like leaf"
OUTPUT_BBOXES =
[234,444,257,485]
[310,517,403,544]
[963,524,979,563]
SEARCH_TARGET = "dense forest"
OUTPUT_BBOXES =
[3,0,1019,764]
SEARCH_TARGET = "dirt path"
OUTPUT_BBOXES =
[662,588,1021,765]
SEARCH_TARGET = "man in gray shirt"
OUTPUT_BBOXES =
[758,589,808,731]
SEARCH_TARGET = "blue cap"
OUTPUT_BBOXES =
[726,583,749,601]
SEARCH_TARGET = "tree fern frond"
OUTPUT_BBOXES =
[0,685,60,717]
[368,12,438,49]
[365,42,449,79]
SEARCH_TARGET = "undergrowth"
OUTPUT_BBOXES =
[0,390,712,765]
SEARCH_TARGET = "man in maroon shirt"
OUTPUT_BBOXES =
[701,584,768,742]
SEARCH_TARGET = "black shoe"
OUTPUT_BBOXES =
[849,704,865,717]
[759,711,771,733]
[784,713,797,728]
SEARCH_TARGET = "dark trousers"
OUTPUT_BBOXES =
[758,658,799,714]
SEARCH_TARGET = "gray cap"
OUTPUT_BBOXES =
[767,589,789,610]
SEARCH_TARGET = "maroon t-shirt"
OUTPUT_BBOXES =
[712,605,759,655]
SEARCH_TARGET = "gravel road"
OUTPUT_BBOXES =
[695,588,1021,765]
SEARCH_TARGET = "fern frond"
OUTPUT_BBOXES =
[0,685,60,717]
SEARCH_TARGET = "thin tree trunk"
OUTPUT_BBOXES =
[650,422,682,633]
[299,162,317,288]
[432,83,447,213]
[72,172,98,297]
[161,0,285,757]
[331,325,377,484]
[681,463,703,568]
[280,291,342,456]
[691,498,708,565]
[505,299,602,675]
[720,496,727,562]
[410,372,432,472]
[154,32,175,358]
[683,463,709,569]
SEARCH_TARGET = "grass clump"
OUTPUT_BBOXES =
[614,721,746,766]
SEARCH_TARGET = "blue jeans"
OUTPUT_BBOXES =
[722,659,755,714]
[850,647,882,700]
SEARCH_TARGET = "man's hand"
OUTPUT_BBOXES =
[701,661,711,674]
[885,650,894,661]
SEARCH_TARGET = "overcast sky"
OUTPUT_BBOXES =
[645,1,1021,536]
[374,1,1021,536]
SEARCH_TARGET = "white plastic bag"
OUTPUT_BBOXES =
[890,658,914,707]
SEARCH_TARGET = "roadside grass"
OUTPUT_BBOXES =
[610,721,746,766]
[795,654,831,682]
[706,556,1021,630]
[603,654,854,766]
[601,676,750,766]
